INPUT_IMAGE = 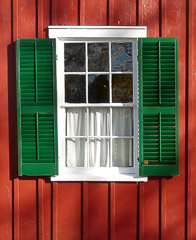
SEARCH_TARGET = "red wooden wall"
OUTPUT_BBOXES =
[0,0,195,239]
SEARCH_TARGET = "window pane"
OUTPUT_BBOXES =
[66,138,87,167]
[89,108,110,136]
[112,139,133,167]
[65,75,86,103]
[88,43,109,72]
[89,138,110,167]
[66,108,86,136]
[111,42,133,72]
[88,74,109,103]
[112,108,133,136]
[112,74,133,103]
[64,43,85,72]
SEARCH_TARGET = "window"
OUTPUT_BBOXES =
[16,26,179,181]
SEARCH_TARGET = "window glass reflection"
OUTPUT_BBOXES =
[88,75,109,103]
[64,43,85,72]
[65,75,86,103]
[111,42,133,72]
[112,74,133,103]
[88,43,109,72]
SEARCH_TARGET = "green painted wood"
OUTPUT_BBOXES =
[139,38,179,176]
[16,39,58,176]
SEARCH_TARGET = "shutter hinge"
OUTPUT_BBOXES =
[56,54,58,60]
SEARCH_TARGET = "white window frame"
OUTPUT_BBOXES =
[49,26,148,182]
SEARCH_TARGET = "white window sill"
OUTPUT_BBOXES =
[51,168,148,182]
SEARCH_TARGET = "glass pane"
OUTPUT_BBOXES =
[112,108,133,136]
[111,42,133,72]
[89,108,110,136]
[64,43,85,72]
[66,138,87,167]
[66,108,86,136]
[88,75,109,103]
[112,139,133,167]
[88,43,109,72]
[89,138,110,167]
[112,74,133,103]
[65,75,86,103]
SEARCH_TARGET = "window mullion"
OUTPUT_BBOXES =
[86,42,89,167]
[109,42,113,167]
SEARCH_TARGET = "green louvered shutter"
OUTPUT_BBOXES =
[139,38,179,176]
[16,39,58,176]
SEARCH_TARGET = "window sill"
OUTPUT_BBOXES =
[51,168,148,182]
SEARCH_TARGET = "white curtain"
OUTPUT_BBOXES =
[112,108,133,167]
[66,107,133,167]
[89,108,110,167]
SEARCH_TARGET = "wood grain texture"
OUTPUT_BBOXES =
[188,0,196,239]
[161,0,186,239]
[114,183,138,240]
[139,180,159,240]
[109,0,136,25]
[19,180,37,240]
[53,183,82,240]
[87,183,109,240]
[0,0,12,238]
[139,0,160,36]
[18,0,36,38]
[80,0,108,25]
[52,0,78,25]
[13,1,38,239]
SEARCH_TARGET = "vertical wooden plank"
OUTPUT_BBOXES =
[80,0,108,25]
[139,181,159,240]
[113,184,137,240]
[13,0,19,237]
[188,0,196,239]
[138,1,160,239]
[109,0,136,25]
[53,183,82,240]
[109,183,115,240]
[161,0,186,239]
[38,0,51,38]
[13,0,37,239]
[17,0,36,38]
[0,0,12,238]
[82,182,88,240]
[139,0,160,36]
[18,180,37,240]
[37,1,52,239]
[38,180,51,240]
[87,183,109,240]
[52,0,78,25]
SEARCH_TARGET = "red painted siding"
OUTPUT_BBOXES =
[0,0,193,239]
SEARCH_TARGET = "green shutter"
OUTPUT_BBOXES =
[16,39,58,176]
[139,38,179,176]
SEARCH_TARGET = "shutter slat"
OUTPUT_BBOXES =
[139,38,179,176]
[16,39,58,176]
